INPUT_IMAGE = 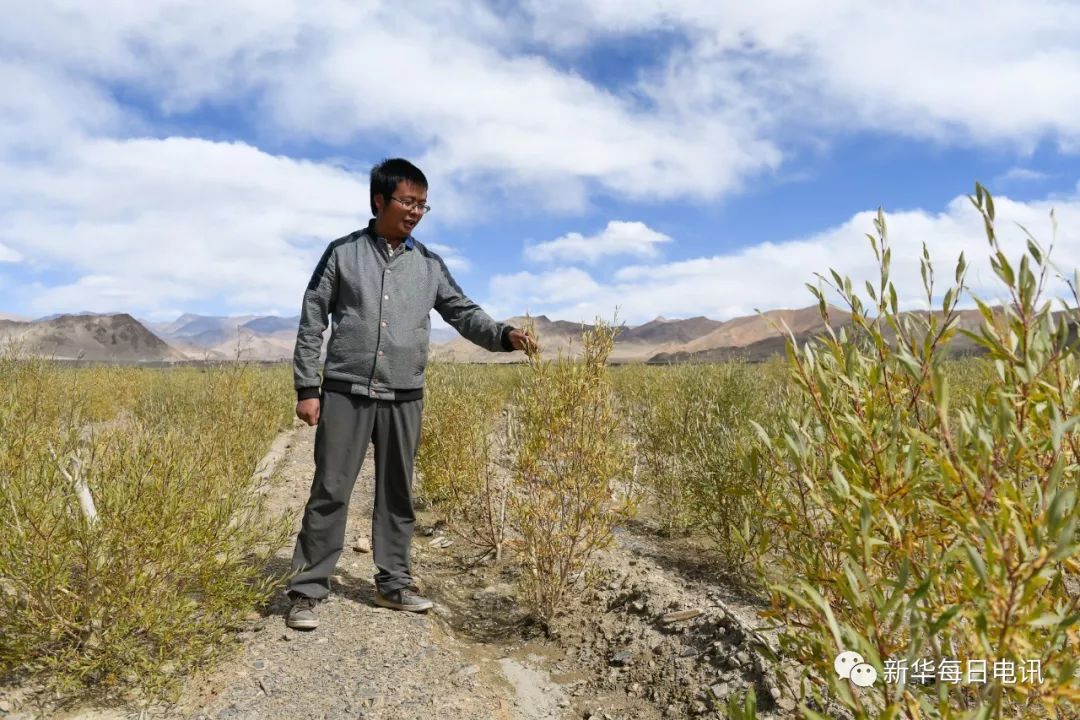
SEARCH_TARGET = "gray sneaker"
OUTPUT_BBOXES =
[374,587,434,612]
[286,595,320,630]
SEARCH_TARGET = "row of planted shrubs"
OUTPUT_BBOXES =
[0,360,294,702]
[417,186,1079,717]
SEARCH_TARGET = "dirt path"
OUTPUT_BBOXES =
[10,423,799,719]
[163,421,561,720]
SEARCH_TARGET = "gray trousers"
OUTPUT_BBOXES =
[287,390,423,599]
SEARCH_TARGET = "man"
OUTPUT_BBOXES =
[286,158,533,630]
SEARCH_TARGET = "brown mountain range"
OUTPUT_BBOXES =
[432,307,848,364]
[0,314,185,362]
[2,305,1064,365]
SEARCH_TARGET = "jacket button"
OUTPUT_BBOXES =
[384,295,389,300]
[378,351,384,356]
[381,321,387,327]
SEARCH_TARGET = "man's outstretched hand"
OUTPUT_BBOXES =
[296,397,321,426]
[508,328,537,353]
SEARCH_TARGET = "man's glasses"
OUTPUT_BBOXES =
[391,196,432,215]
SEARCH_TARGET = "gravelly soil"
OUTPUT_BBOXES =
[3,422,809,720]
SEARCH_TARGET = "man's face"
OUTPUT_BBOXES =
[374,180,427,239]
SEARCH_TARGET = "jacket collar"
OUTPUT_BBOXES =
[366,219,415,249]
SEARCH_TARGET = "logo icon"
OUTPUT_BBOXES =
[834,650,877,687]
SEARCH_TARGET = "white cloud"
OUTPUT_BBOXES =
[523,1,1080,150]
[487,189,1080,324]
[0,136,368,316]
[525,221,672,264]
[424,243,471,272]
[0,1,782,217]
[0,244,22,263]
[3,2,1078,230]
[997,167,1051,184]
[486,268,601,319]
[2,2,1080,319]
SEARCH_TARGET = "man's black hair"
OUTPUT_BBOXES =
[370,158,428,216]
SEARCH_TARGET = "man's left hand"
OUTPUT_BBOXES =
[508,328,537,353]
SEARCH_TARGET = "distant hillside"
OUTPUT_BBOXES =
[6,305,1068,365]
[152,313,302,361]
[243,315,300,334]
[647,307,1076,364]
[432,315,598,363]
[0,314,186,362]
[648,305,849,363]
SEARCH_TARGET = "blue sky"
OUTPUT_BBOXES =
[1,1,1079,326]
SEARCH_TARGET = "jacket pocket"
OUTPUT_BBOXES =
[412,327,430,378]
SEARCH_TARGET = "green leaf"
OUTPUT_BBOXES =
[1051,416,1080,453]
[830,269,845,292]
[965,544,989,585]
[1026,238,1043,265]
[1027,612,1065,628]
[992,252,1015,287]
[929,605,961,634]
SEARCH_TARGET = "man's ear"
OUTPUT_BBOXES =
[373,193,385,215]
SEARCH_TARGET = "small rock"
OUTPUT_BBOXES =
[709,683,729,699]
[316,637,328,644]
[250,659,269,671]
[736,650,751,666]
[609,650,634,667]
[0,700,12,712]
[627,682,642,696]
[691,700,708,715]
[352,537,371,553]
[629,600,646,614]
[421,526,435,537]
[661,608,703,624]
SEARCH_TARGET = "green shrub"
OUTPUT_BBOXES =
[0,359,293,703]
[753,186,1079,718]
[512,319,635,629]
[613,360,788,571]
[613,364,702,534]
[416,362,517,560]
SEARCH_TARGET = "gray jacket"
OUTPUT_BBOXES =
[293,220,514,400]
